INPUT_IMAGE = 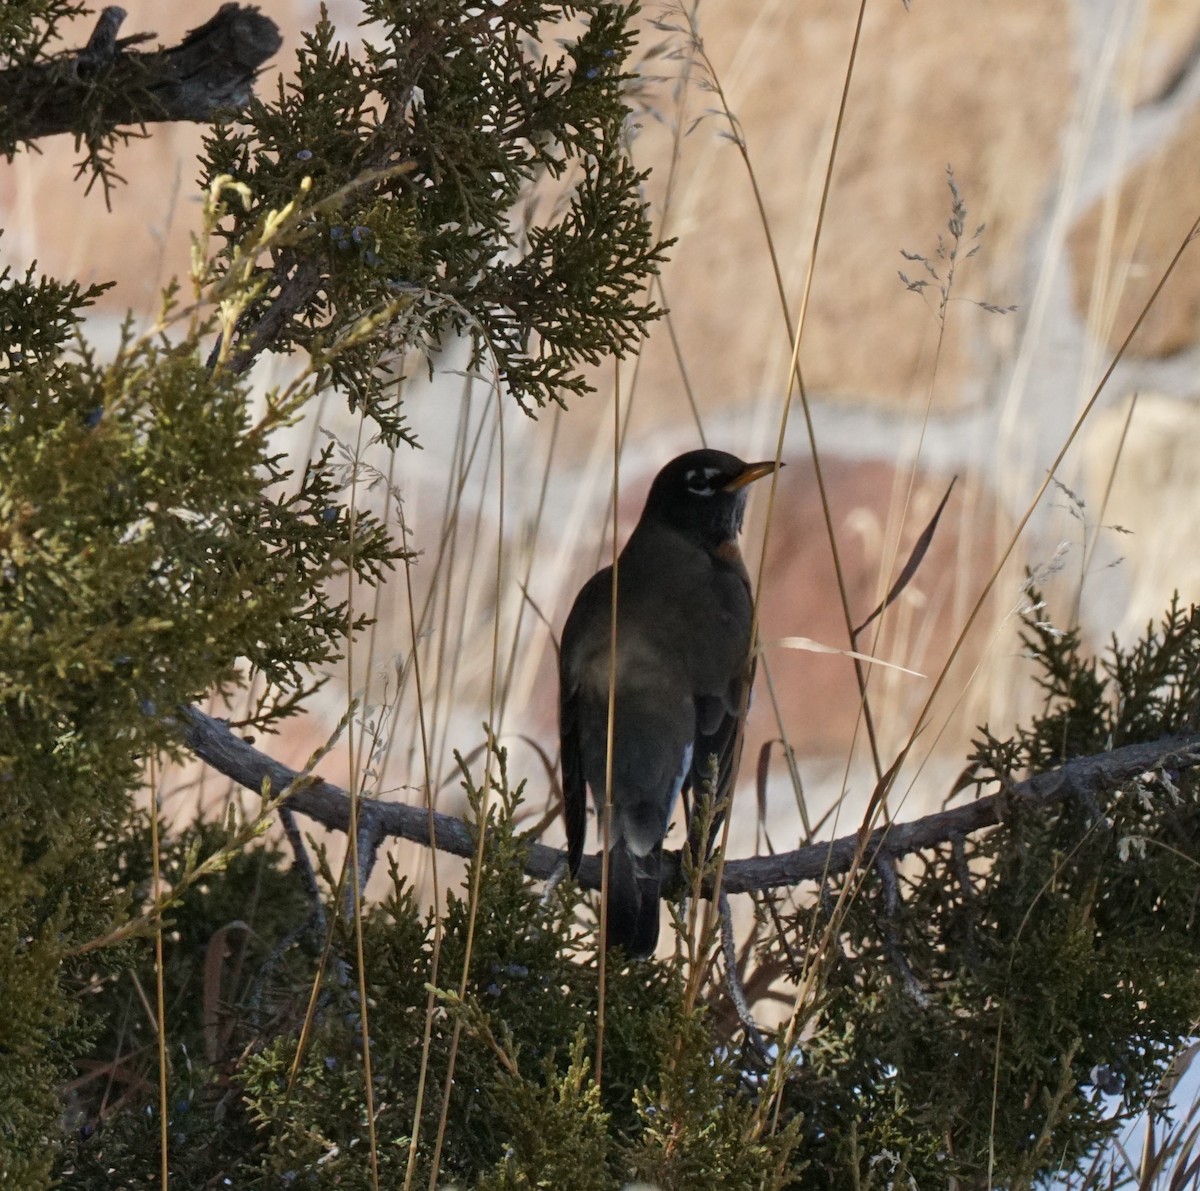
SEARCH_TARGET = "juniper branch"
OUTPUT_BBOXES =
[0,4,281,152]
[179,705,1200,898]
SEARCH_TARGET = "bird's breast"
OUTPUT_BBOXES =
[562,525,754,703]
[577,628,684,700]
[712,537,750,582]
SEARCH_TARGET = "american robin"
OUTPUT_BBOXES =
[559,449,780,957]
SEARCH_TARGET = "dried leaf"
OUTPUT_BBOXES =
[203,921,252,1065]
[853,476,956,638]
[763,637,925,678]
[755,740,776,855]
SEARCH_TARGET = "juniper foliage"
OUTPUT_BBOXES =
[41,598,1200,1190]
[770,595,1200,1189]
[56,752,802,1189]
[0,268,399,1183]
[199,0,668,437]
[1,0,665,1181]
[5,1,1200,1188]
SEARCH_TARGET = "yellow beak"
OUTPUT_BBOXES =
[722,459,783,493]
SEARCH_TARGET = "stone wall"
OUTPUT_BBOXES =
[6,0,1200,860]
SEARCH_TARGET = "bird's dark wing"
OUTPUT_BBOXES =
[559,566,613,876]
[685,552,756,861]
[686,655,756,860]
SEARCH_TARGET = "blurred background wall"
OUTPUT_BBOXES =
[6,0,1200,913]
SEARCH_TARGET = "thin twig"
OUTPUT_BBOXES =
[278,807,327,939]
[875,857,929,1008]
[718,893,772,1064]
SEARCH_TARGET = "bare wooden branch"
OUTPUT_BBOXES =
[220,256,324,377]
[0,4,282,149]
[179,705,1200,899]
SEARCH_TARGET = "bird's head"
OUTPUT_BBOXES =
[639,449,782,546]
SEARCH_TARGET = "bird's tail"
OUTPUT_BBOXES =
[604,839,662,959]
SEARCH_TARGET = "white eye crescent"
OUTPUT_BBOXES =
[685,466,723,496]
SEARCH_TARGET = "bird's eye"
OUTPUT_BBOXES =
[684,467,725,496]
[684,467,724,496]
